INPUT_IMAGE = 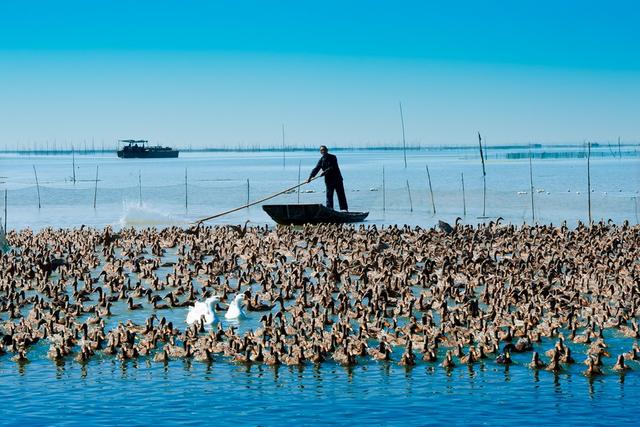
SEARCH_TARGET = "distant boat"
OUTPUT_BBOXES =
[117,140,179,158]
[263,204,368,225]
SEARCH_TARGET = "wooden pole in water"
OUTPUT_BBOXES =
[72,145,76,184]
[33,165,41,209]
[297,161,302,204]
[184,168,188,211]
[528,148,535,223]
[282,124,286,169]
[426,164,436,214]
[618,136,622,158]
[406,180,413,212]
[382,166,386,212]
[4,189,7,230]
[478,132,487,217]
[587,142,592,224]
[461,172,466,216]
[247,179,250,207]
[399,102,407,169]
[138,170,142,206]
[93,165,99,209]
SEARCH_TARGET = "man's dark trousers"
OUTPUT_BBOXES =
[326,180,348,211]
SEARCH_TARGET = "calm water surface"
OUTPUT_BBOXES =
[1,146,638,230]
[1,146,639,425]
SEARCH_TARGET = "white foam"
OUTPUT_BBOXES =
[118,201,188,227]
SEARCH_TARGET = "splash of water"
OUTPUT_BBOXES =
[118,201,189,227]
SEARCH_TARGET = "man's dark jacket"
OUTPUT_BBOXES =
[309,153,343,184]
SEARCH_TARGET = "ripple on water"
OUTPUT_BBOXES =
[2,357,640,426]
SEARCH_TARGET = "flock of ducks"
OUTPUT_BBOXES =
[0,219,639,378]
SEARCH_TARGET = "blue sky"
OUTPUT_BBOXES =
[0,0,638,148]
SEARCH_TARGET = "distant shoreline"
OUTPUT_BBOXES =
[0,142,638,157]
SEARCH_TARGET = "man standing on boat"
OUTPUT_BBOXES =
[307,145,348,211]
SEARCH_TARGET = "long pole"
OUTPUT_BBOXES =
[382,166,386,212]
[528,148,535,223]
[478,132,487,217]
[618,136,622,159]
[587,142,592,224]
[297,161,301,204]
[93,165,99,209]
[33,165,41,209]
[4,189,7,230]
[406,180,413,212]
[185,168,188,211]
[194,176,321,224]
[426,164,436,214]
[461,172,466,216]
[282,124,286,169]
[399,102,407,168]
[246,179,250,206]
[72,145,76,184]
[138,170,142,206]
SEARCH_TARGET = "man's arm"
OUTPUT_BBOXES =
[308,158,323,181]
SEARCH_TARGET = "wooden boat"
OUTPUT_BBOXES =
[117,139,179,158]
[262,204,368,225]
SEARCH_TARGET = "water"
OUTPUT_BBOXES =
[2,358,639,426]
[1,146,639,425]
[0,146,638,230]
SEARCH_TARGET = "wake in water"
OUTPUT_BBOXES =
[118,201,190,227]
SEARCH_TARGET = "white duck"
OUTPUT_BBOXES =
[186,296,220,325]
[225,294,246,320]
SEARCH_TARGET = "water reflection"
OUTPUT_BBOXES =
[503,365,511,382]
[55,360,65,379]
[467,364,476,379]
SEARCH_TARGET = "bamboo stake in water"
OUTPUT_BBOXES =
[297,161,301,204]
[587,142,592,224]
[478,132,487,217]
[4,189,7,231]
[247,179,250,207]
[184,168,188,211]
[618,136,621,159]
[382,166,386,212]
[72,145,76,184]
[406,180,413,212]
[399,102,407,169]
[461,172,466,216]
[528,149,535,223]
[33,165,41,209]
[282,124,286,169]
[138,170,142,206]
[93,165,99,209]
[426,164,436,214]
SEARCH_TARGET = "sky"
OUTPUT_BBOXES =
[0,0,639,148]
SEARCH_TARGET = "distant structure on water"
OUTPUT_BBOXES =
[117,140,179,158]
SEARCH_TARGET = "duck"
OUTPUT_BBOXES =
[440,351,455,369]
[613,354,631,372]
[583,356,602,377]
[186,296,220,325]
[225,294,247,320]
[528,351,546,369]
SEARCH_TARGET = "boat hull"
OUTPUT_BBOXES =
[263,204,368,225]
[117,150,179,158]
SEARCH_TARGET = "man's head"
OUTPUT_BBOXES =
[319,145,328,155]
